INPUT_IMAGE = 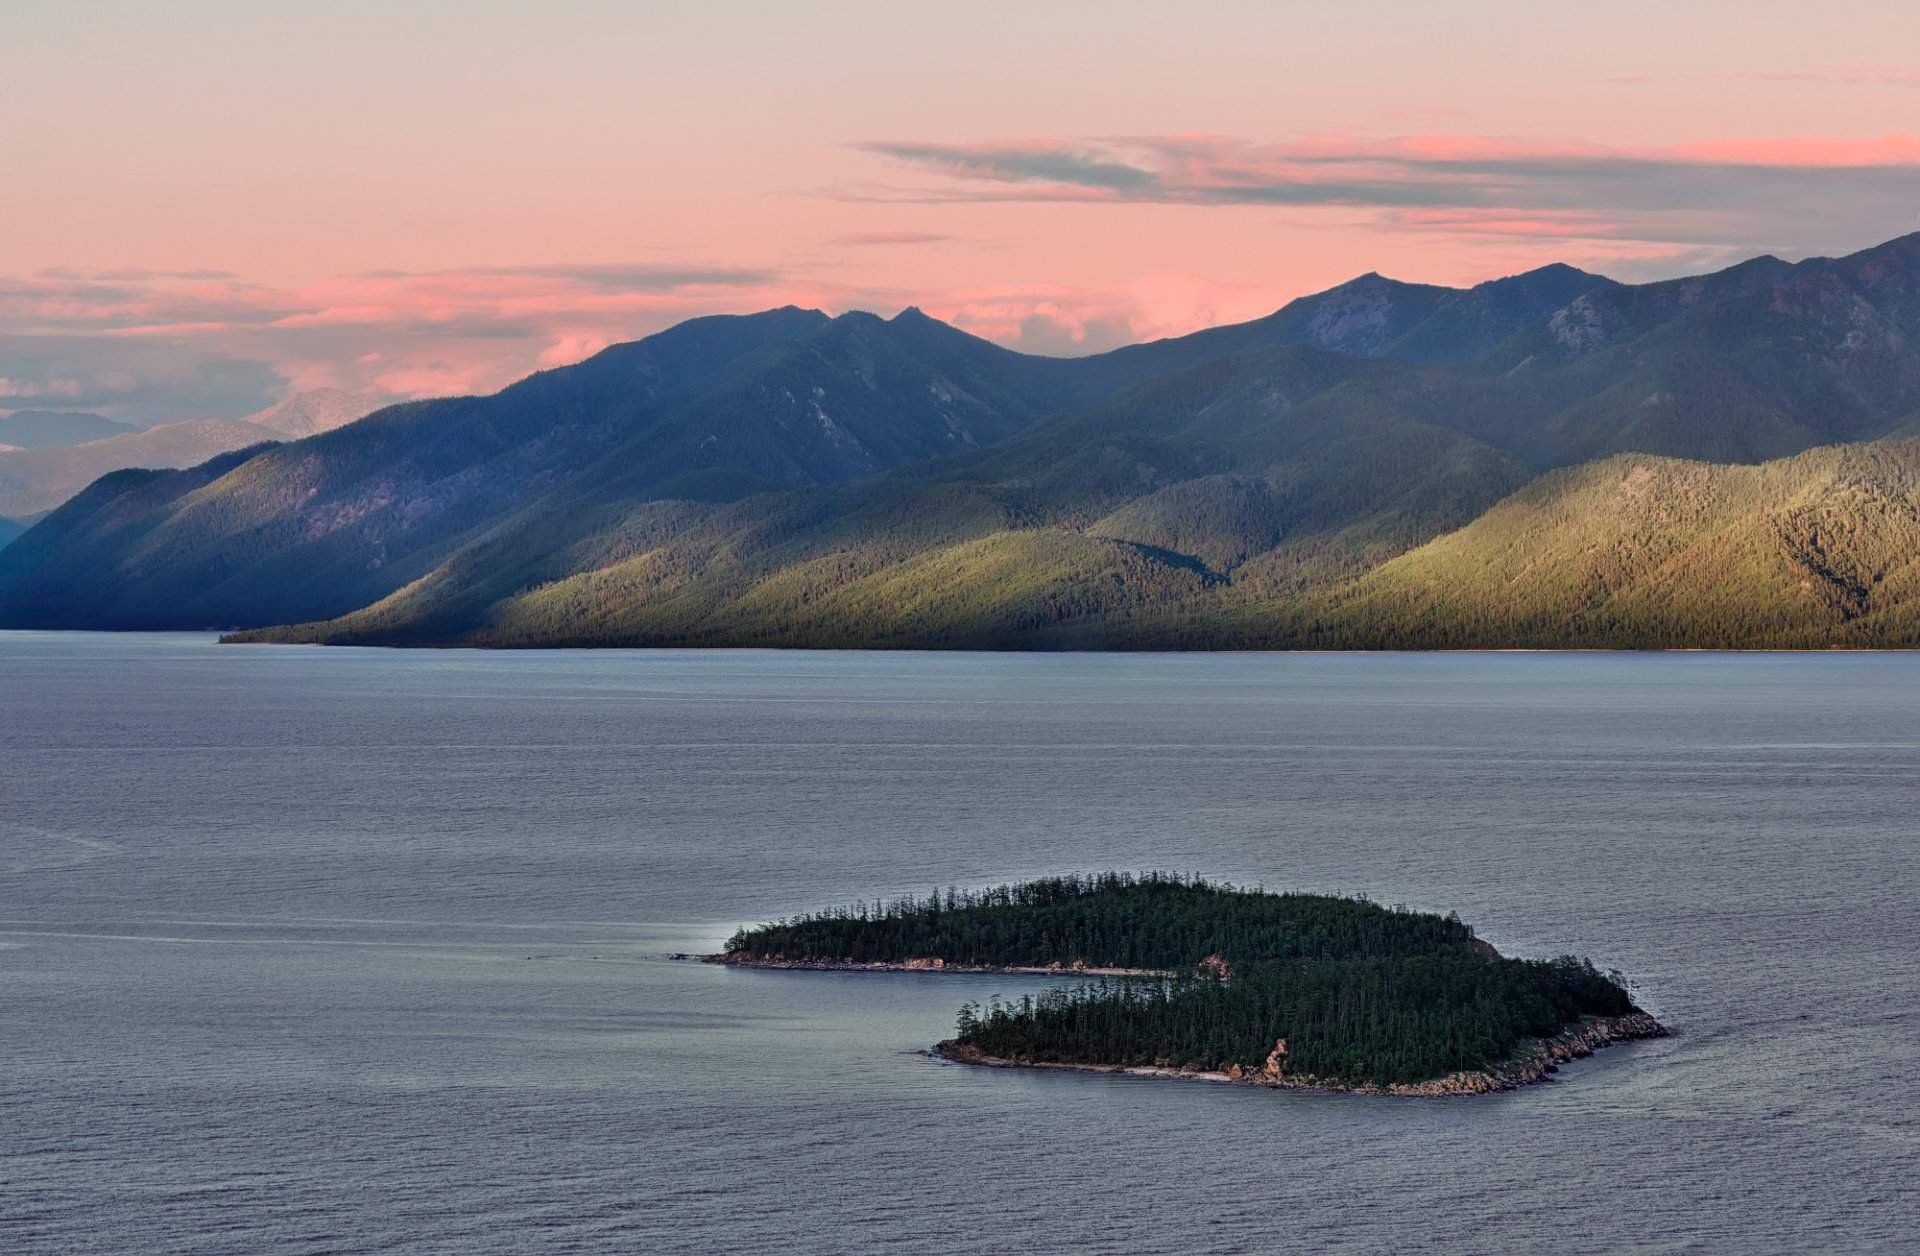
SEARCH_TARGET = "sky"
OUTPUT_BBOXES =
[4,0,1920,423]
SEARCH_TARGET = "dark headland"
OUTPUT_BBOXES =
[711,873,1667,1096]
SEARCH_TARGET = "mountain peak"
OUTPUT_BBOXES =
[1517,262,1598,280]
[244,389,387,439]
[1474,261,1611,289]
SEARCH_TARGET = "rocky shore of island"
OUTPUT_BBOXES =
[932,1011,1668,1097]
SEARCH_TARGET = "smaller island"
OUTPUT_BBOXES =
[715,873,1666,1095]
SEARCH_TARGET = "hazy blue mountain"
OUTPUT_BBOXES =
[0,390,384,518]
[0,411,140,449]
[0,418,297,518]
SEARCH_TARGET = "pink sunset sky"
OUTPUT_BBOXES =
[5,0,1920,422]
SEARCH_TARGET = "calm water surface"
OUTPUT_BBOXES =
[3,634,1916,1253]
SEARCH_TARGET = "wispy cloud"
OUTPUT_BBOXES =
[38,267,241,282]
[356,263,780,289]
[1600,67,1920,91]
[1738,67,1920,89]
[850,133,1920,254]
[828,231,956,247]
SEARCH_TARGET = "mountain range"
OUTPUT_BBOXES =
[5,235,1920,648]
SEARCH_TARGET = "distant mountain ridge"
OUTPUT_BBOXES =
[241,388,388,438]
[0,391,383,518]
[9,232,1920,649]
[0,411,140,449]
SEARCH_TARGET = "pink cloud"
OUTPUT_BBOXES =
[920,273,1280,357]
[537,333,614,368]
[13,128,1920,422]
[0,264,837,421]
[2,254,1298,422]
[362,361,505,399]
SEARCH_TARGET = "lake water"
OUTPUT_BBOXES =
[3,633,1916,1254]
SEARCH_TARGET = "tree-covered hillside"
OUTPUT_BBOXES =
[956,955,1636,1087]
[1283,439,1920,648]
[228,345,1525,647]
[726,873,1484,969]
[239,432,1920,652]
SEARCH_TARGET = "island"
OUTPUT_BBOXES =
[712,873,1667,1095]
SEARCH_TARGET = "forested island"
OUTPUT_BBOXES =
[716,873,1666,1095]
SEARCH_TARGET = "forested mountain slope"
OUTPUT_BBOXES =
[222,346,1525,646]
[1284,439,1920,649]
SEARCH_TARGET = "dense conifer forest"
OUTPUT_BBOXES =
[724,874,1644,1086]
[725,873,1480,968]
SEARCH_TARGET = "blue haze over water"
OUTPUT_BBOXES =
[3,633,1916,1253]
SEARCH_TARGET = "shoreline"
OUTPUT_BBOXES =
[212,631,1920,653]
[701,954,1169,978]
[703,952,1668,1097]
[930,1012,1669,1097]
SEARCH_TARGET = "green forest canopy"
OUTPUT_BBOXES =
[727,873,1642,1086]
